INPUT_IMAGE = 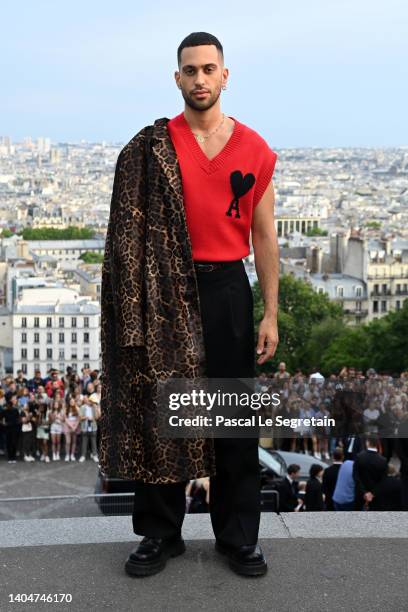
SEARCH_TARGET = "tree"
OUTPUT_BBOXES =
[22,226,95,240]
[0,228,14,237]
[79,251,104,264]
[253,273,343,374]
[305,226,328,236]
[320,325,370,373]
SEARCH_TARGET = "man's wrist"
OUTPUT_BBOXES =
[263,308,278,320]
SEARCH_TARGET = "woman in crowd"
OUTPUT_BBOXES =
[21,403,35,462]
[64,397,80,461]
[313,400,332,461]
[36,403,51,463]
[304,464,325,511]
[49,399,66,461]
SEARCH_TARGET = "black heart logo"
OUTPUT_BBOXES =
[230,170,255,199]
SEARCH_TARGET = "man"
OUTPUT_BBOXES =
[332,458,355,511]
[44,369,64,398]
[27,369,45,392]
[396,412,408,510]
[278,464,302,512]
[273,362,290,381]
[371,463,402,511]
[352,435,388,510]
[99,32,279,578]
[322,447,343,510]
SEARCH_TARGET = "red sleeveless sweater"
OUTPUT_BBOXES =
[167,112,278,262]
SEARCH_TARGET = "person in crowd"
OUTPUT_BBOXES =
[79,394,100,462]
[309,367,325,386]
[27,369,45,392]
[377,404,398,463]
[20,403,35,462]
[363,401,381,435]
[396,410,408,511]
[371,464,402,511]
[278,464,302,512]
[45,369,65,398]
[2,395,21,463]
[64,397,81,461]
[49,399,66,461]
[16,386,30,409]
[322,447,343,510]
[352,435,388,510]
[15,369,28,390]
[62,366,74,390]
[332,458,355,510]
[304,464,325,511]
[81,367,93,395]
[274,362,290,382]
[0,387,7,456]
[36,403,51,463]
[34,384,49,405]
[84,380,96,397]
[185,477,210,513]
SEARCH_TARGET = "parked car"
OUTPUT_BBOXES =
[267,450,329,480]
[259,448,330,509]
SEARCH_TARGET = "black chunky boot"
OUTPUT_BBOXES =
[125,535,186,577]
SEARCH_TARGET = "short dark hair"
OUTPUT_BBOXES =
[287,464,301,476]
[333,447,344,462]
[366,434,379,448]
[177,32,223,67]
[310,463,324,478]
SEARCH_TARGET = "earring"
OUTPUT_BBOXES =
[222,84,227,90]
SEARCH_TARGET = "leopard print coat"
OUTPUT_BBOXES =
[98,117,216,484]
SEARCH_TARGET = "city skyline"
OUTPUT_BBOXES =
[2,0,407,147]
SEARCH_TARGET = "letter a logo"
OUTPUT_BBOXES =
[226,170,256,219]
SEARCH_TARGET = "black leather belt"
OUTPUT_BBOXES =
[194,260,240,272]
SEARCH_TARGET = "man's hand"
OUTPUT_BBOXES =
[364,491,374,503]
[256,315,279,364]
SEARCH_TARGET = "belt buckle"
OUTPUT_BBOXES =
[195,262,219,272]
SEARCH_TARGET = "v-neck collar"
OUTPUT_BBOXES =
[178,112,243,174]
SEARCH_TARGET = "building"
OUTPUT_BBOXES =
[12,287,100,377]
[281,230,408,325]
[275,206,322,237]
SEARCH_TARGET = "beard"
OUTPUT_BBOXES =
[180,84,222,112]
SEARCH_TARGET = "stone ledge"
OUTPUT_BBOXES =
[1,512,407,548]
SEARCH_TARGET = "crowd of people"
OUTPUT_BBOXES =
[0,367,101,464]
[276,440,406,512]
[1,363,408,512]
[253,363,408,511]
[255,363,408,460]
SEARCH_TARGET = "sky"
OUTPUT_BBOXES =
[1,0,407,147]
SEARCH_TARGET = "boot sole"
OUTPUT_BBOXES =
[125,539,186,577]
[215,542,268,577]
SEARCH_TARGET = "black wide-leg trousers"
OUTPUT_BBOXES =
[132,259,261,549]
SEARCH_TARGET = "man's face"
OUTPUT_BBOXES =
[175,44,227,112]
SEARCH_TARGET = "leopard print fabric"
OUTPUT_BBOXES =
[98,118,216,483]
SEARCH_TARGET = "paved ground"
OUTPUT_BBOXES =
[1,537,407,612]
[0,457,100,519]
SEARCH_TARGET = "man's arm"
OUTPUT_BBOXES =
[251,179,279,365]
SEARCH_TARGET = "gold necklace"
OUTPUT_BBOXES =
[192,113,225,143]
